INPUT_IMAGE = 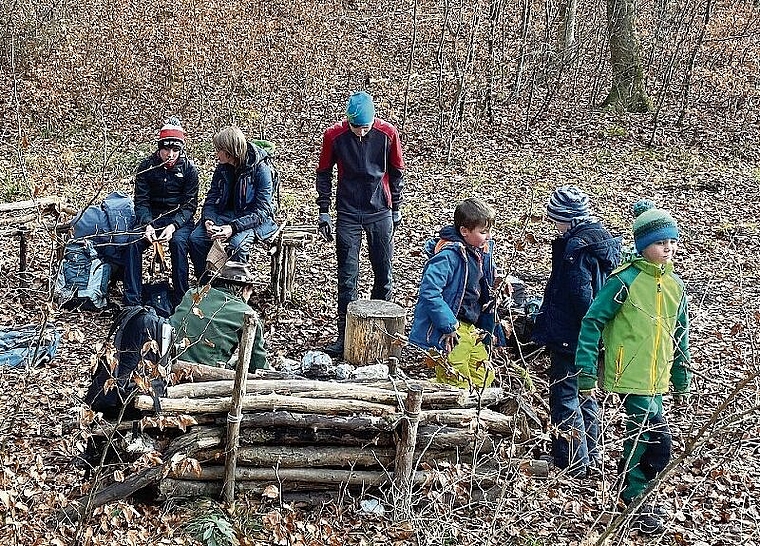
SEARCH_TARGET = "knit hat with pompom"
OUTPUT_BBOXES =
[632,199,679,253]
[158,116,185,149]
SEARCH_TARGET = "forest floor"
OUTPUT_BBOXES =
[1,108,759,546]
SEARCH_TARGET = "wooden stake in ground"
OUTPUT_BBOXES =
[392,386,423,518]
[344,299,406,366]
[222,311,258,504]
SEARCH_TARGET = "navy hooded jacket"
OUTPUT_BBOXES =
[201,142,278,241]
[532,220,622,354]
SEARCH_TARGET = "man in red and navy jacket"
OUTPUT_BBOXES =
[315,91,405,358]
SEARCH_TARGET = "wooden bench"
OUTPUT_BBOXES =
[0,197,74,287]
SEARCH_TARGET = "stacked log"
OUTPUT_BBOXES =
[126,374,525,501]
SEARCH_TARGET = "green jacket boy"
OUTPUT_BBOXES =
[574,200,692,535]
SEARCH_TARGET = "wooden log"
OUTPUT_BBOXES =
[172,466,427,487]
[170,359,296,383]
[231,425,392,447]
[222,311,257,503]
[208,411,398,432]
[344,299,406,366]
[421,408,514,434]
[392,387,423,517]
[159,479,334,499]
[416,425,494,452]
[0,196,60,213]
[192,445,395,469]
[165,379,465,407]
[134,392,398,416]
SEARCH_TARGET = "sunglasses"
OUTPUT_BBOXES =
[349,123,372,130]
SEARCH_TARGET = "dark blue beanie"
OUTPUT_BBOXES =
[346,92,375,126]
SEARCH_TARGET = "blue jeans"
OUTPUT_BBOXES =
[188,220,258,282]
[335,214,394,322]
[549,350,600,474]
[120,219,193,307]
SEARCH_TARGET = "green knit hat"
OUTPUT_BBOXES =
[632,199,679,253]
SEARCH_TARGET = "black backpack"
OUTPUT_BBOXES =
[84,306,174,418]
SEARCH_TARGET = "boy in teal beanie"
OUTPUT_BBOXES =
[574,200,691,534]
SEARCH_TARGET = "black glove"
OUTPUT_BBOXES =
[318,212,333,242]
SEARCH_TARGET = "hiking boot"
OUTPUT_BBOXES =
[323,340,344,359]
[324,315,346,359]
[630,504,665,535]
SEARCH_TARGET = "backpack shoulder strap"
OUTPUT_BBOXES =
[110,306,147,347]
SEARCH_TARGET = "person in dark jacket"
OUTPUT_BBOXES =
[316,92,405,358]
[188,126,278,282]
[123,117,199,308]
[532,186,622,478]
[171,260,267,372]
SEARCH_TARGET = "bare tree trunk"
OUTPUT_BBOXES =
[600,0,652,112]
[676,0,713,126]
[556,0,578,61]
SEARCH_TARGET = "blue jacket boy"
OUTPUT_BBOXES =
[409,225,500,350]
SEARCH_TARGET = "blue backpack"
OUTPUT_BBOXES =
[56,192,136,311]
[54,240,112,310]
[0,323,61,368]
[72,191,135,243]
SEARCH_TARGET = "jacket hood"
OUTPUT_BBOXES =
[242,142,267,171]
[423,224,464,258]
[565,221,622,273]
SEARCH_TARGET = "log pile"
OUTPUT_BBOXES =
[128,373,527,501]
[70,349,538,518]
[269,224,317,303]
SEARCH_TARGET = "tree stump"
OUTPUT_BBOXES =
[344,299,406,366]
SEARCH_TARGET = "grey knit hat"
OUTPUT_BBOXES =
[546,185,591,223]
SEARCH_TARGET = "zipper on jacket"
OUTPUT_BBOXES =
[615,346,624,382]
[651,277,663,390]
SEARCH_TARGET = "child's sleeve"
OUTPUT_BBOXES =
[670,293,691,393]
[574,275,627,379]
[417,251,459,335]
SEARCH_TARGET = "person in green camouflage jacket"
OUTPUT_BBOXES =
[574,200,691,535]
[171,261,267,373]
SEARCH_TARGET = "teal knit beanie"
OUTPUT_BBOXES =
[346,92,375,126]
[632,200,679,253]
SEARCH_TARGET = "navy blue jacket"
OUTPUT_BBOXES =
[201,142,278,240]
[134,153,199,229]
[409,225,501,351]
[532,220,622,354]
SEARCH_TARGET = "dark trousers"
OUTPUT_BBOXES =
[619,394,671,504]
[549,350,600,473]
[335,214,394,331]
[121,220,193,307]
